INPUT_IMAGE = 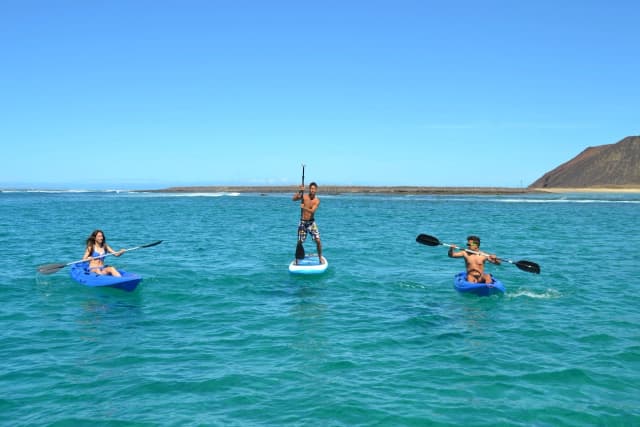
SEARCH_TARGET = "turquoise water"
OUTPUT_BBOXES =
[1,191,639,426]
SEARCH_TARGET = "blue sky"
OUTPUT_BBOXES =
[1,1,638,189]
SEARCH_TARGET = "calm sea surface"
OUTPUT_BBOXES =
[1,191,639,426]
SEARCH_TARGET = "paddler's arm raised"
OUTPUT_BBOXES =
[448,245,465,258]
[292,186,304,201]
[82,246,93,261]
[106,244,125,257]
[487,254,500,265]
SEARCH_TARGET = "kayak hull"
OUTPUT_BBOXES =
[453,271,505,296]
[289,256,328,275]
[70,262,142,292]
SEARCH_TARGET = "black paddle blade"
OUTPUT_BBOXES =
[515,260,540,274]
[416,234,441,246]
[141,240,163,248]
[36,263,66,275]
[295,241,305,260]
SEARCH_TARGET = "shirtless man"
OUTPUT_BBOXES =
[292,182,323,264]
[448,235,500,283]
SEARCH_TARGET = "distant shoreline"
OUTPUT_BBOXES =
[3,185,640,194]
[139,185,640,195]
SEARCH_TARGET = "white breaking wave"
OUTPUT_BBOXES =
[508,288,562,299]
[138,192,242,197]
[494,198,640,204]
[1,189,120,194]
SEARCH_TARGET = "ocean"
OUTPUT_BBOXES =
[1,190,639,426]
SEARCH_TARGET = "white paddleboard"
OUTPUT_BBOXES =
[288,255,328,275]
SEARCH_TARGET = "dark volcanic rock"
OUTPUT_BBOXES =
[529,136,640,188]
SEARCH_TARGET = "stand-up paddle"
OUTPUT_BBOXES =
[37,240,163,275]
[416,233,540,274]
[295,164,306,261]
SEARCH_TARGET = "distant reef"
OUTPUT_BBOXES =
[529,136,640,189]
[143,186,540,195]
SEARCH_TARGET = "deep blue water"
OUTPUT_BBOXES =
[1,190,639,426]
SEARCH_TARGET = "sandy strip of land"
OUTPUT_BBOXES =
[536,187,640,193]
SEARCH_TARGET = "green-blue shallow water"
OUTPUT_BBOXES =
[1,191,639,426]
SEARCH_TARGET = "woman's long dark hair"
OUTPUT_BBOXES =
[86,229,107,251]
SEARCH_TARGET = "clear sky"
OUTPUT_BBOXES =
[1,1,638,189]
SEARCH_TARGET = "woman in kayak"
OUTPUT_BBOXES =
[83,229,124,277]
[448,235,500,283]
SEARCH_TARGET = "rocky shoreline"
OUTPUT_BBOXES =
[3,185,638,194]
[142,185,546,195]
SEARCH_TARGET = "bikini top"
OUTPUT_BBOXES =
[91,246,107,259]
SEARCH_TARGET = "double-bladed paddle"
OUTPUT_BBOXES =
[37,240,163,275]
[295,164,306,260]
[416,233,540,274]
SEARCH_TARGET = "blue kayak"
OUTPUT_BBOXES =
[453,271,505,296]
[70,262,142,292]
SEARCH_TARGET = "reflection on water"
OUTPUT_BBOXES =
[74,291,144,345]
[288,280,329,358]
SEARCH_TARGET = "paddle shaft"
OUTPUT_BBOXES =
[416,233,540,273]
[441,242,502,262]
[295,164,306,260]
[37,240,163,274]
[447,243,539,272]
[77,242,160,264]
[299,164,305,222]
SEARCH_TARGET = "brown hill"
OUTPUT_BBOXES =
[529,136,640,188]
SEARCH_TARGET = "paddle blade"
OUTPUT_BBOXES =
[295,241,305,260]
[515,260,540,274]
[37,263,66,275]
[416,234,441,246]
[141,240,163,248]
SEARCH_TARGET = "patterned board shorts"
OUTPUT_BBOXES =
[298,219,320,242]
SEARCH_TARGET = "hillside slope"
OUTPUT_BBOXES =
[529,136,640,188]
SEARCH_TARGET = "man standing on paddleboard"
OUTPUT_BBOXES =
[292,182,324,264]
[448,235,500,283]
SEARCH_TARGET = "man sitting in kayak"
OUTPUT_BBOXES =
[448,235,500,283]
